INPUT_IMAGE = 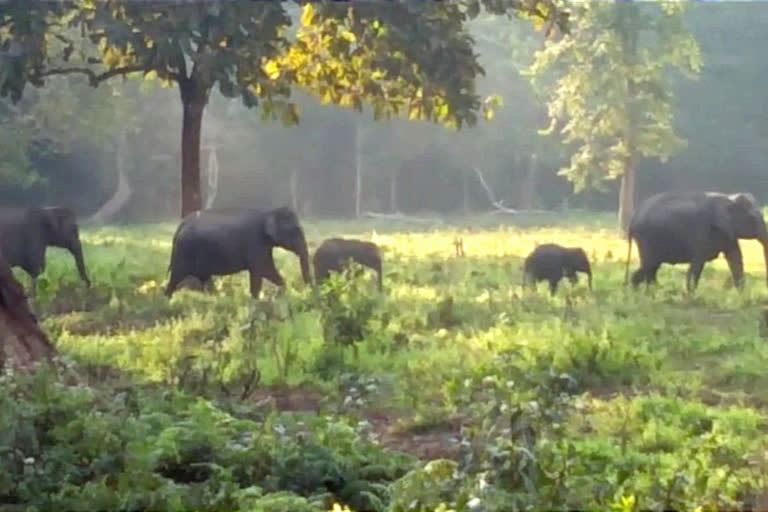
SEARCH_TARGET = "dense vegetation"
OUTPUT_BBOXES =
[4,215,768,510]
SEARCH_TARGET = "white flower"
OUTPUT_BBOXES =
[467,497,483,510]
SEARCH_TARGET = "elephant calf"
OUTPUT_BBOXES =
[312,238,383,290]
[522,243,592,295]
[165,206,311,298]
[0,206,90,296]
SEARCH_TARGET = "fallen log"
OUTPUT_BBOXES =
[361,211,444,225]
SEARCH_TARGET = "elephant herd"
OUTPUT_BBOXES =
[163,206,383,298]
[523,190,768,295]
[0,190,766,312]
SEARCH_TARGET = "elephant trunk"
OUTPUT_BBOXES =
[69,238,90,287]
[587,269,593,291]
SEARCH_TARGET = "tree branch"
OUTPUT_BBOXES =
[39,64,146,87]
[471,166,552,215]
[472,166,517,214]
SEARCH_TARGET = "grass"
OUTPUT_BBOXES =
[11,211,768,510]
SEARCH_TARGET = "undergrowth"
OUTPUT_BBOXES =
[4,213,768,510]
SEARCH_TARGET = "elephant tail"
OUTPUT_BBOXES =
[166,221,186,275]
[624,230,633,286]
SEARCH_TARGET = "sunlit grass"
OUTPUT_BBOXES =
[12,211,768,508]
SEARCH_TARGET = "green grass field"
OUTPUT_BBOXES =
[6,212,768,511]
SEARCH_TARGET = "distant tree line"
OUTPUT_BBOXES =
[2,2,768,224]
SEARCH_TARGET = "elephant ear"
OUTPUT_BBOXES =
[40,207,65,235]
[263,211,279,241]
[709,198,737,243]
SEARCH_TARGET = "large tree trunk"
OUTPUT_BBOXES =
[0,255,55,370]
[89,130,131,225]
[179,79,208,218]
[618,2,639,235]
[618,164,636,234]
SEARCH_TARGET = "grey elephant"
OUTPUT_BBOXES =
[0,206,90,295]
[625,191,768,291]
[165,206,312,298]
[312,238,383,290]
[522,243,592,295]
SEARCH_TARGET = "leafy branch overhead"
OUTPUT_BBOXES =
[526,1,701,192]
[1,0,568,128]
[1,0,569,217]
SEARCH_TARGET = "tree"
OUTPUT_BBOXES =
[1,0,569,218]
[527,0,701,231]
[0,252,55,370]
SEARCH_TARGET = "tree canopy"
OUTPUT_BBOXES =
[527,0,701,230]
[1,0,569,217]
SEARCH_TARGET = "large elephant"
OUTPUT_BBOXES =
[625,191,768,291]
[0,206,90,295]
[164,206,312,298]
[313,238,383,290]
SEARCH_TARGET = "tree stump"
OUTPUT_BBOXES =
[0,254,55,370]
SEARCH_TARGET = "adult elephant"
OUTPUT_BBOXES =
[625,191,768,291]
[164,206,312,298]
[0,206,90,295]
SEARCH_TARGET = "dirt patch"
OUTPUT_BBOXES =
[249,384,325,412]
[244,388,463,461]
[364,410,463,461]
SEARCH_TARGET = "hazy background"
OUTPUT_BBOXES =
[1,2,766,223]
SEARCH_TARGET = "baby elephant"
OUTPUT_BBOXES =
[522,243,592,295]
[313,238,383,290]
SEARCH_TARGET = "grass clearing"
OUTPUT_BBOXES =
[6,212,768,510]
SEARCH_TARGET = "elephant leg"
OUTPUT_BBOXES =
[248,271,264,299]
[201,277,216,293]
[565,269,578,284]
[645,263,661,284]
[165,269,188,297]
[724,244,744,289]
[630,267,646,288]
[262,266,285,288]
[548,278,559,296]
[686,260,705,292]
[260,251,285,289]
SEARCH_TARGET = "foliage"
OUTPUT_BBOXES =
[527,1,702,192]
[3,215,768,510]
[314,263,384,354]
[0,365,414,510]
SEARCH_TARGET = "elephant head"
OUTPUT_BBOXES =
[40,207,90,287]
[721,193,768,286]
[263,206,312,284]
[565,247,593,290]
